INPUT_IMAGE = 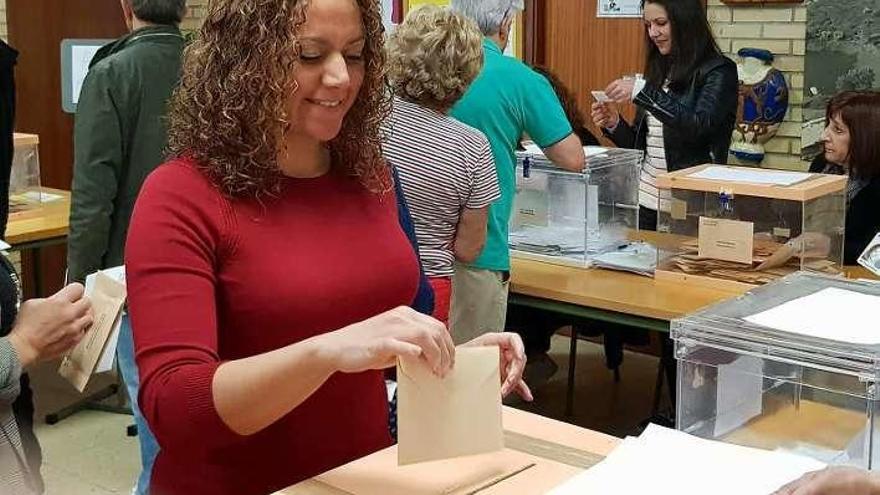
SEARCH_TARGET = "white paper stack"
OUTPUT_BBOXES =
[85,266,126,373]
[548,424,824,495]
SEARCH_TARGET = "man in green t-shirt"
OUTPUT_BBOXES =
[449,0,585,345]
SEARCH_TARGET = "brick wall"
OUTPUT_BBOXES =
[708,0,808,171]
[182,0,209,32]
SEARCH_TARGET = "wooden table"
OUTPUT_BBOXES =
[509,257,742,332]
[507,257,876,416]
[6,187,71,249]
[6,188,71,297]
[277,407,619,495]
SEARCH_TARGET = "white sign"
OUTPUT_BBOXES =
[597,0,642,18]
[71,45,102,105]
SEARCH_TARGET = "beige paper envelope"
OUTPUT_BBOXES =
[698,216,755,265]
[58,272,126,392]
[315,447,557,495]
[397,346,503,466]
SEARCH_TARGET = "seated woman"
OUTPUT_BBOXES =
[809,90,880,264]
[125,1,531,494]
[383,5,500,327]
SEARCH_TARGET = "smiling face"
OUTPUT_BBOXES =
[644,2,672,56]
[286,0,366,146]
[822,113,852,167]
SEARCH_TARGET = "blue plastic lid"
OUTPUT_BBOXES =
[737,48,774,62]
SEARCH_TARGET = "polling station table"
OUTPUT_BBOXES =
[506,253,878,417]
[277,406,619,495]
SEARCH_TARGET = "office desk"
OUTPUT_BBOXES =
[277,407,618,495]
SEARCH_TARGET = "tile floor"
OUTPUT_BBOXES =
[27,333,664,494]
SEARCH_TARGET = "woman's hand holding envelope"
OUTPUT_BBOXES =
[461,332,533,402]
[316,306,455,377]
[8,283,94,368]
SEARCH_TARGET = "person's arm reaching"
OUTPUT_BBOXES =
[542,133,585,172]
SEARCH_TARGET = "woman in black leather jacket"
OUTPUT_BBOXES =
[591,0,738,230]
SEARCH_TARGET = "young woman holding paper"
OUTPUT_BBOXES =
[124,1,531,494]
[808,91,880,264]
[590,0,738,230]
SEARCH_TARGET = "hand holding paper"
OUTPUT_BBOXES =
[8,283,93,368]
[397,346,504,465]
[317,306,455,376]
[461,332,533,401]
[58,272,126,392]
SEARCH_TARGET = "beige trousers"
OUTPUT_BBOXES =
[449,263,509,345]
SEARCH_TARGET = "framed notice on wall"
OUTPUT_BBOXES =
[597,0,642,18]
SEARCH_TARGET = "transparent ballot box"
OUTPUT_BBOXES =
[509,146,641,267]
[11,133,43,214]
[672,272,880,469]
[655,164,846,290]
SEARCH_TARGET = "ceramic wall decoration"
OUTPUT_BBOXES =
[731,48,790,163]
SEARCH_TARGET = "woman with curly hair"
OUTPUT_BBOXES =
[124,0,529,494]
[383,5,502,327]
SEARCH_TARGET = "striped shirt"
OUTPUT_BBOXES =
[639,112,669,211]
[639,82,671,212]
[383,97,501,277]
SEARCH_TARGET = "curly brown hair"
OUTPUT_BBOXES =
[166,0,392,198]
[387,5,483,113]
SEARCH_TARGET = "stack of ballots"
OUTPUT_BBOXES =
[548,424,824,495]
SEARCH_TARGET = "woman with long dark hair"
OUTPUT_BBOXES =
[591,0,738,230]
[809,91,880,264]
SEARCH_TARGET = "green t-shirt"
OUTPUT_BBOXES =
[450,39,573,271]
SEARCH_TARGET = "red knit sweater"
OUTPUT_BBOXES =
[125,159,418,495]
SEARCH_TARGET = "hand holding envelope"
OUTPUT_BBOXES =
[396,333,532,466]
[461,332,533,401]
[397,346,505,465]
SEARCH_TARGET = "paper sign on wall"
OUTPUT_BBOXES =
[698,217,754,264]
[597,0,642,18]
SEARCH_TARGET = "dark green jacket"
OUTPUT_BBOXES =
[68,25,184,283]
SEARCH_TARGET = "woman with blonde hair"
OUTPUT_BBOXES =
[383,5,502,327]
[124,0,529,494]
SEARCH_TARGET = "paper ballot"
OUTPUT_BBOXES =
[745,287,880,345]
[548,424,824,495]
[688,166,813,186]
[396,346,503,465]
[86,266,126,373]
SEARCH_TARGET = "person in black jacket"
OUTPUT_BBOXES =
[808,91,880,265]
[591,0,738,230]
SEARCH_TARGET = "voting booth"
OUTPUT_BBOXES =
[508,146,641,268]
[673,272,880,469]
[655,165,846,290]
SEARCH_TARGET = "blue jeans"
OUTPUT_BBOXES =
[117,315,159,495]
